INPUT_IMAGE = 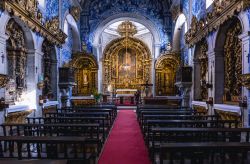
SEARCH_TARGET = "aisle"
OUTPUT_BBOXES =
[98,110,151,164]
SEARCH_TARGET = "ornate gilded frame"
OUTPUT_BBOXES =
[66,52,98,96]
[102,37,152,92]
[185,0,250,47]
[155,53,180,96]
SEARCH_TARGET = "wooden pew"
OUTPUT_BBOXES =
[140,115,219,127]
[144,119,239,144]
[137,104,190,110]
[26,117,107,141]
[136,106,192,119]
[0,136,100,163]
[139,110,204,125]
[45,112,112,129]
[1,123,102,145]
[62,104,117,118]
[149,127,250,162]
[158,142,250,164]
[57,108,115,123]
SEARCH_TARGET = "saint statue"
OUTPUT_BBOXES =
[166,42,172,51]
[83,73,88,85]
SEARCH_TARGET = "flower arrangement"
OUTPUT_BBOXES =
[93,90,102,103]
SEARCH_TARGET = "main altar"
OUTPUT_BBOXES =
[102,21,152,93]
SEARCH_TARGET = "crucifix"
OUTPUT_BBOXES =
[141,80,153,97]
[1,52,4,63]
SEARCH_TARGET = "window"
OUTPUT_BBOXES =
[206,0,214,9]
[38,0,45,8]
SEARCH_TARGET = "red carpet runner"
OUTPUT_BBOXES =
[98,110,151,164]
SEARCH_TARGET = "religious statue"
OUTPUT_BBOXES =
[166,42,172,51]
[82,42,87,52]
[83,73,88,85]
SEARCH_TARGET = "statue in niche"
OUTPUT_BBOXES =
[83,71,88,85]
[43,76,52,98]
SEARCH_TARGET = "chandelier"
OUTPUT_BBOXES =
[117,21,137,71]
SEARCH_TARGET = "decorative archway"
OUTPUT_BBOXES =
[155,53,180,96]
[102,37,151,92]
[214,17,243,104]
[66,52,98,96]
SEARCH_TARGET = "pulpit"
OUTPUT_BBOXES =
[175,66,192,107]
[58,67,76,107]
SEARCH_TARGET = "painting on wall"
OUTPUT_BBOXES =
[118,48,136,80]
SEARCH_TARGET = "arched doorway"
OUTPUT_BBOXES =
[5,19,28,103]
[193,39,208,101]
[215,17,243,104]
[155,53,180,96]
[102,37,151,93]
[42,39,57,100]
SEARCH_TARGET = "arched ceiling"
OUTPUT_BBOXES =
[80,0,173,50]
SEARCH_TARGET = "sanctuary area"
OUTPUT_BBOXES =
[0,0,250,164]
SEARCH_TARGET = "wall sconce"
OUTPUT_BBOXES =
[200,79,213,89]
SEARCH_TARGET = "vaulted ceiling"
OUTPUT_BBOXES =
[79,0,174,47]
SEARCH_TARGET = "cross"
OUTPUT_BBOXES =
[141,80,153,88]
[141,80,153,97]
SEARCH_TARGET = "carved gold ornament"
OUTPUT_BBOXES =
[185,0,250,47]
[198,40,208,101]
[193,105,208,114]
[155,53,180,96]
[66,52,98,96]
[0,0,67,46]
[70,6,81,22]
[0,74,10,88]
[117,21,137,37]
[102,37,151,92]
[241,73,250,89]
[6,19,27,101]
[215,109,241,127]
[223,20,242,104]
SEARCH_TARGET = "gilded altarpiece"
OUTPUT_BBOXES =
[155,53,180,96]
[42,40,54,98]
[223,20,242,103]
[103,37,151,92]
[5,19,27,103]
[199,40,208,101]
[66,53,98,96]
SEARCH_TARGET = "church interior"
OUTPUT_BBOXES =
[0,0,250,163]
